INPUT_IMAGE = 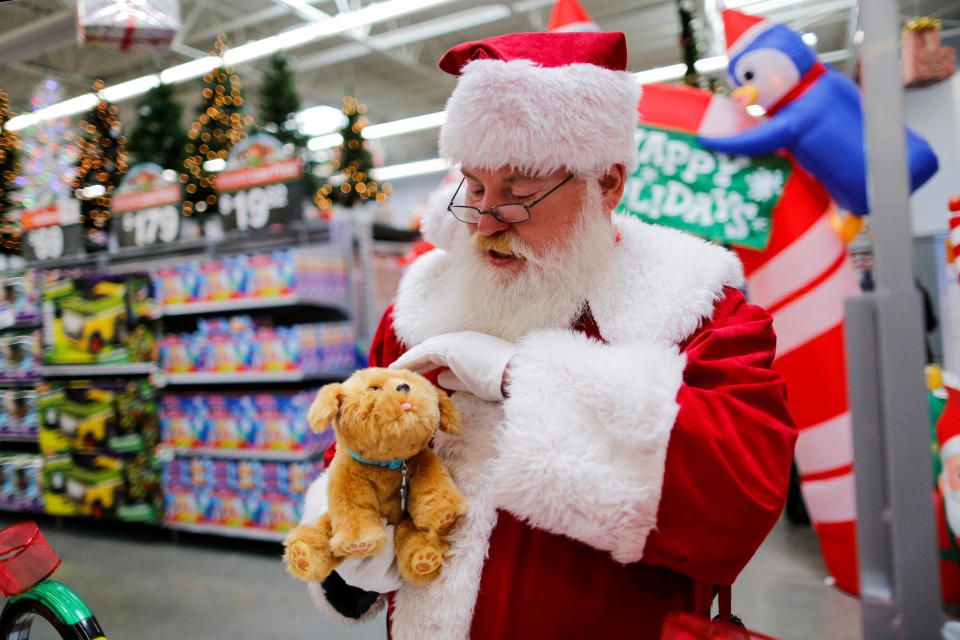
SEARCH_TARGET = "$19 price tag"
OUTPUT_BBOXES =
[219,181,299,232]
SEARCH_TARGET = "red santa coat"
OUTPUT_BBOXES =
[300,215,796,639]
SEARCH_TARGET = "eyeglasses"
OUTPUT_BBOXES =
[447,174,575,224]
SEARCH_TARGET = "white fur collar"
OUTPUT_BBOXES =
[393,215,744,348]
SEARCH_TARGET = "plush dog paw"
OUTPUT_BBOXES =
[287,541,314,576]
[330,528,386,558]
[412,547,443,575]
[437,510,461,533]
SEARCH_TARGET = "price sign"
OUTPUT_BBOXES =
[219,180,301,232]
[118,205,181,247]
[216,138,303,233]
[114,164,183,248]
[21,199,84,262]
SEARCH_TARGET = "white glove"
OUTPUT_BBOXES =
[390,331,517,402]
[335,521,404,593]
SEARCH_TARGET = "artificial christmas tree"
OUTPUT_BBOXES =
[128,83,188,169]
[72,79,128,248]
[314,96,389,210]
[17,79,76,212]
[180,37,253,224]
[0,90,22,254]
[258,52,317,195]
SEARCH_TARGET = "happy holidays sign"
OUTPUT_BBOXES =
[616,124,792,250]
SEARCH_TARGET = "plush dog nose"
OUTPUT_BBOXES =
[396,383,411,393]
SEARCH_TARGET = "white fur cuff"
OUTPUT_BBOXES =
[492,329,685,563]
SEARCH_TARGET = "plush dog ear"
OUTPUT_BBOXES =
[307,383,342,433]
[436,387,461,435]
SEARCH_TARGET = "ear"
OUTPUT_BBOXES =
[307,383,342,433]
[436,387,461,435]
[599,163,626,214]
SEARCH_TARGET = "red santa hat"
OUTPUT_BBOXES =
[723,8,774,59]
[438,32,640,177]
[938,380,960,461]
[547,0,600,33]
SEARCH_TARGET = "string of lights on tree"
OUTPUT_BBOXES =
[0,89,22,254]
[314,96,390,210]
[181,36,253,223]
[72,79,128,244]
[16,79,77,211]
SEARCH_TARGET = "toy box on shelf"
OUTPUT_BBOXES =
[159,391,332,452]
[0,454,44,512]
[0,273,41,329]
[153,247,350,311]
[163,454,322,533]
[40,380,162,523]
[0,390,38,441]
[159,315,355,376]
[42,273,158,365]
[0,332,41,384]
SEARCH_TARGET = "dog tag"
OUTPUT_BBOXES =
[400,461,409,512]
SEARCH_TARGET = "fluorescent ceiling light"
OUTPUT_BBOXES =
[694,55,729,74]
[160,56,221,84]
[101,74,161,102]
[372,157,450,181]
[80,184,106,198]
[298,105,347,136]
[308,133,344,151]
[363,112,446,139]
[10,0,460,128]
[633,63,688,84]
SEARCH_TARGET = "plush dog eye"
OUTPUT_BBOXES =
[367,385,380,391]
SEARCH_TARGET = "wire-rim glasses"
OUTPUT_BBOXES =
[447,174,575,224]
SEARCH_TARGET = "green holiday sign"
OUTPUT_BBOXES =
[616,124,793,251]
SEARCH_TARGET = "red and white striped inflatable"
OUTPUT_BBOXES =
[637,83,862,594]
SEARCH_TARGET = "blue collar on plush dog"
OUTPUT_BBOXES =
[348,449,405,469]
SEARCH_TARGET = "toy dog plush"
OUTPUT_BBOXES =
[284,367,468,586]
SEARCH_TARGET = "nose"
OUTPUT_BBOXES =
[396,383,410,393]
[476,211,510,236]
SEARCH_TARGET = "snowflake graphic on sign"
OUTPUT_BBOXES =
[745,168,785,202]
[616,124,793,251]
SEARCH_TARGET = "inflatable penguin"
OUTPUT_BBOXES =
[699,9,938,218]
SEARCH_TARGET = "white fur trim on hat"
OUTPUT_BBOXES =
[942,435,960,461]
[440,58,640,176]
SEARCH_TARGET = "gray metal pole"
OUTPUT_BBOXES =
[850,0,943,638]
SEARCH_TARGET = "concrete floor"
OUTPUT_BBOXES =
[0,513,861,640]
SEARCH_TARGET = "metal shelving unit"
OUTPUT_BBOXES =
[39,363,158,377]
[157,445,324,461]
[160,294,350,317]
[165,521,286,543]
[160,368,353,385]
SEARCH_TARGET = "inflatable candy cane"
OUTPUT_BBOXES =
[635,83,862,594]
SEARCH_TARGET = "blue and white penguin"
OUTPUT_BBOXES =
[698,9,938,217]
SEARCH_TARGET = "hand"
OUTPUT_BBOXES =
[390,331,517,402]
[335,522,404,593]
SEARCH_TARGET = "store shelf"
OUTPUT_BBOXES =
[40,363,158,377]
[158,445,325,461]
[0,378,41,387]
[161,294,349,317]
[165,521,286,542]
[0,433,39,443]
[161,369,354,385]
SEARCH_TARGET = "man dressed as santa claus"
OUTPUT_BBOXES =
[297,31,797,639]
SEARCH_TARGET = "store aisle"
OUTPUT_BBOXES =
[0,513,858,640]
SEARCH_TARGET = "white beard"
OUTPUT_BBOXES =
[946,486,960,538]
[436,183,617,341]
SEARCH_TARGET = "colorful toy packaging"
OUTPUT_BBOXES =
[0,454,43,512]
[0,390,39,439]
[152,248,349,307]
[0,273,41,327]
[39,380,163,523]
[163,455,321,532]
[42,273,158,365]
[159,391,332,452]
[0,331,41,382]
[159,316,355,375]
